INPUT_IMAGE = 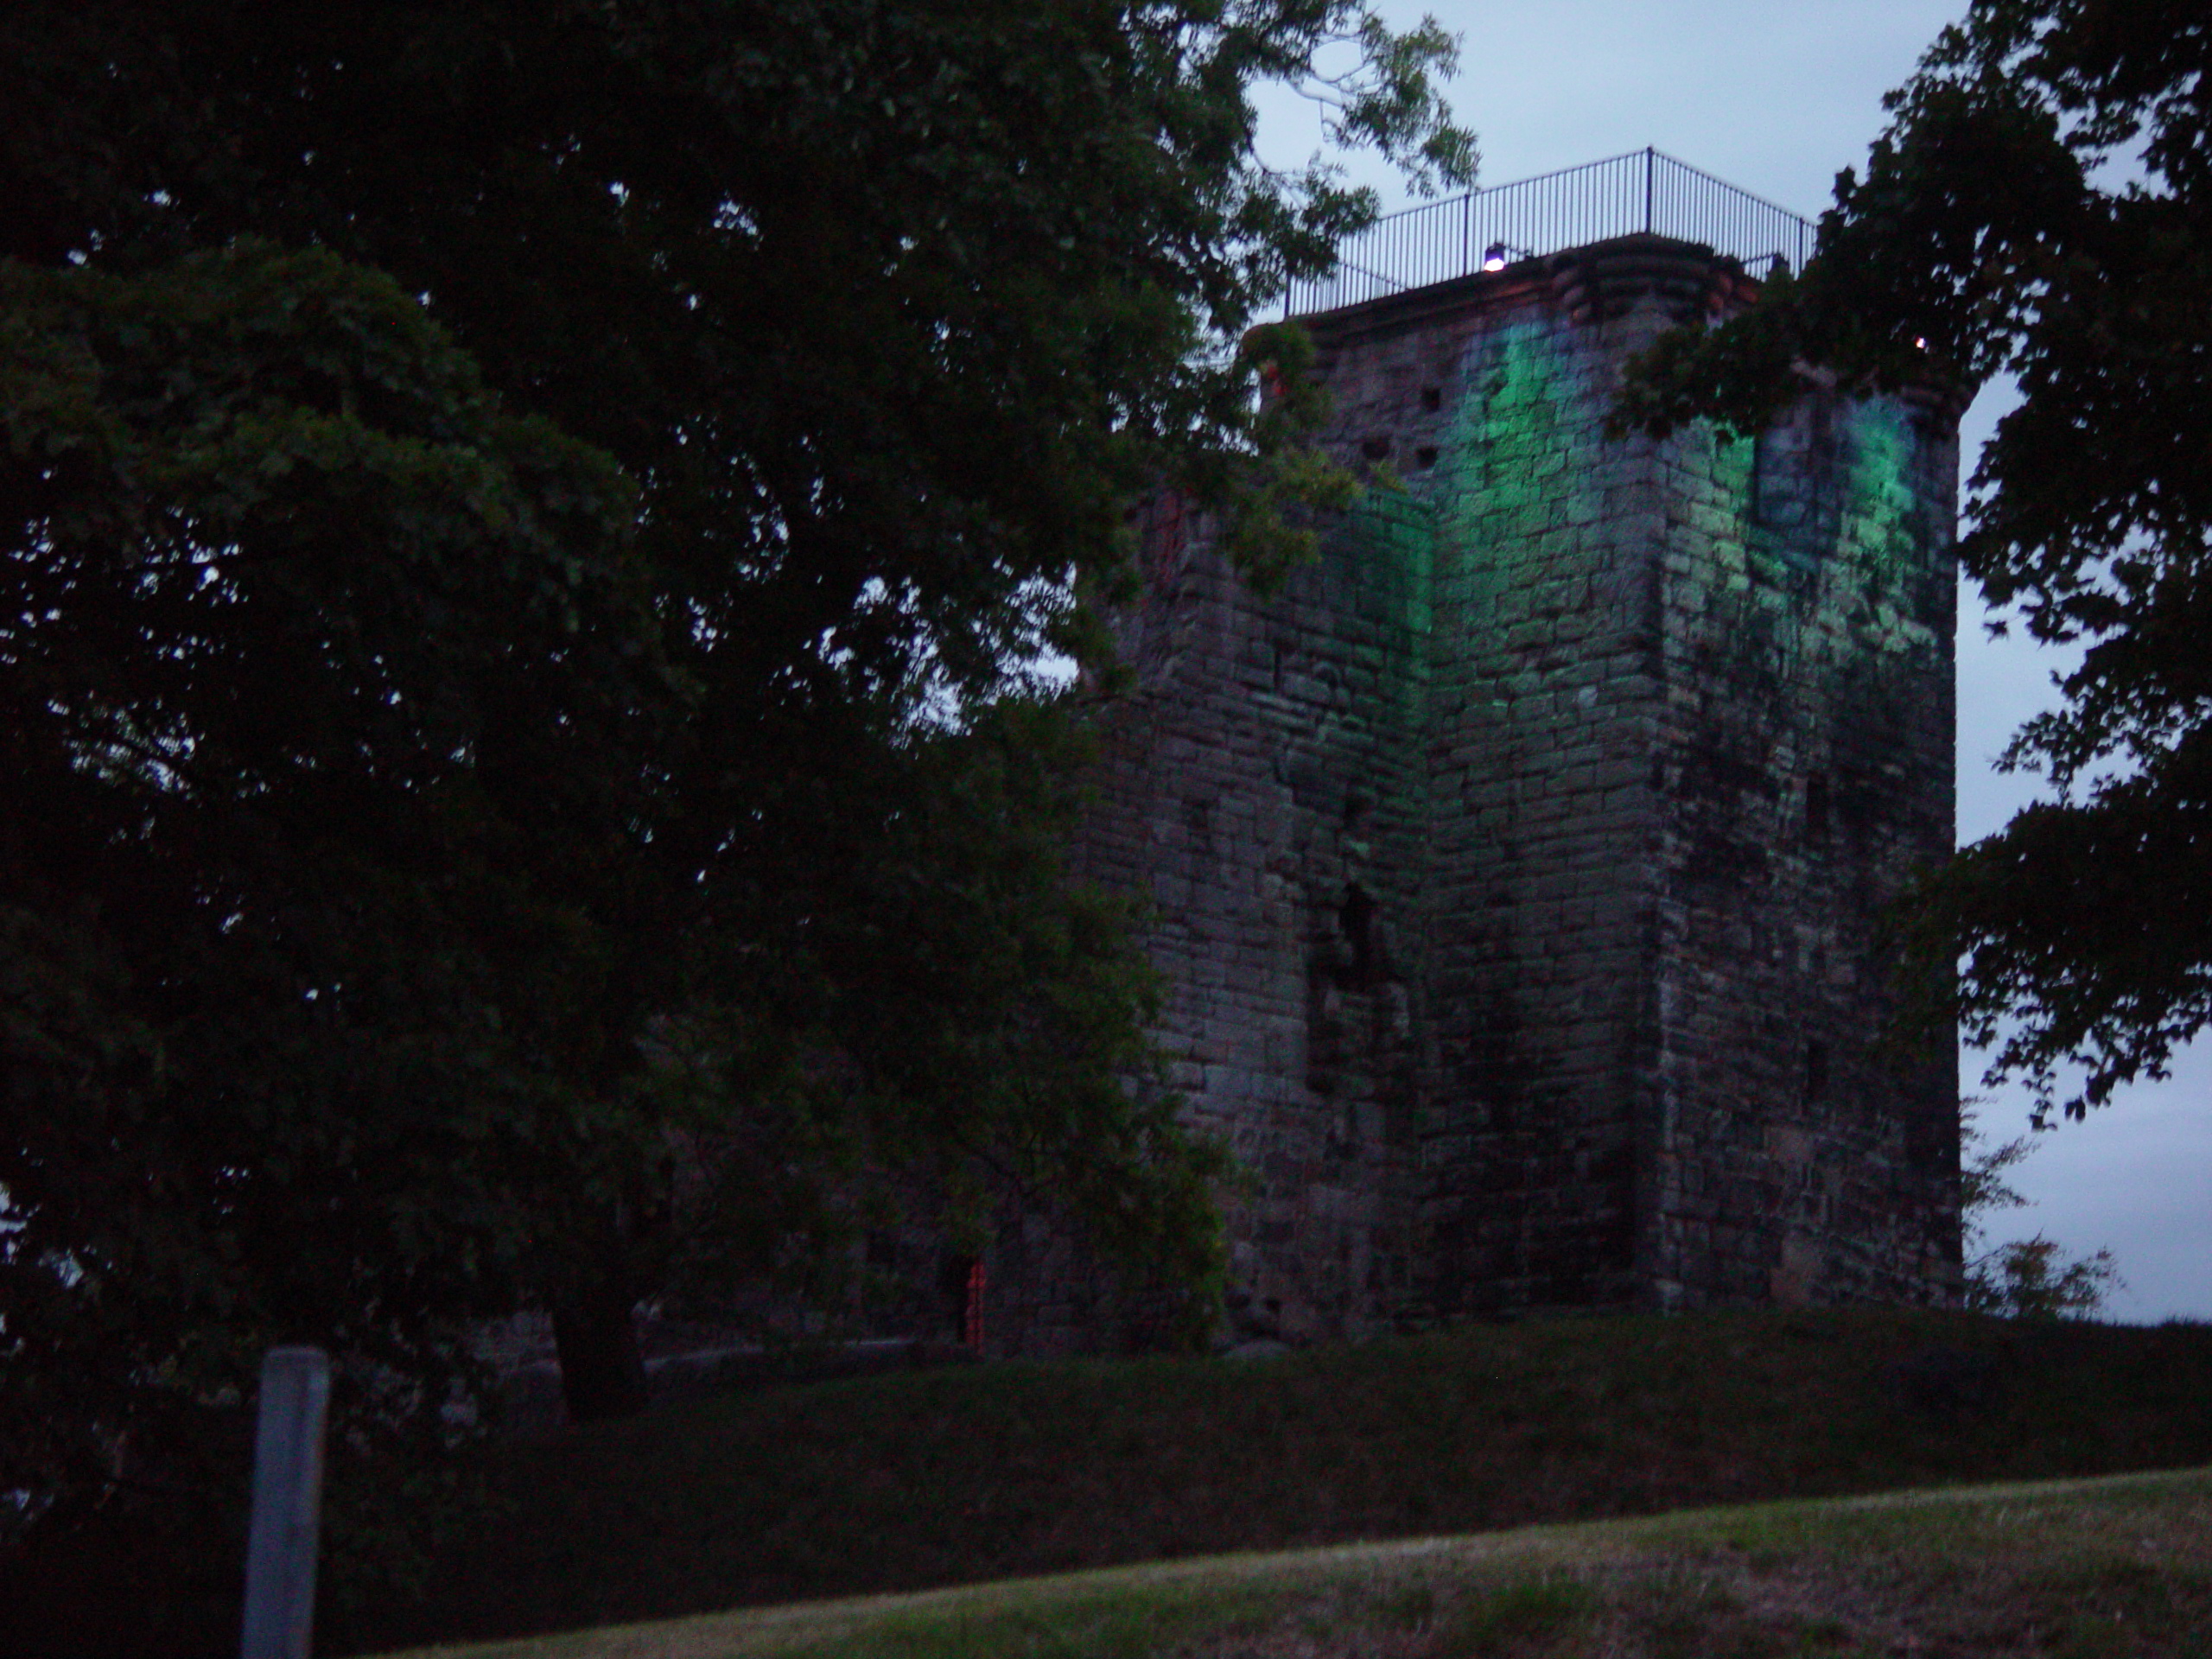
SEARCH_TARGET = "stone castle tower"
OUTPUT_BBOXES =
[998,185,1964,1351]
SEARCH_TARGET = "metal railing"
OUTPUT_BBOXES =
[1284,148,1815,316]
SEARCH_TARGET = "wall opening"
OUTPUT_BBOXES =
[1805,771,1830,841]
[1339,883,1378,987]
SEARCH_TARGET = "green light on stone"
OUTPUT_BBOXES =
[1348,487,1437,648]
[1433,321,1601,608]
[1842,399,1921,600]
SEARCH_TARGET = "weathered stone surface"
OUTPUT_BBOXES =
[991,235,1961,1353]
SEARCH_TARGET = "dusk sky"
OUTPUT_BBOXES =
[1259,1,2210,1322]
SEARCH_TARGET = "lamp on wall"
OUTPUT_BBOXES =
[1481,242,1533,273]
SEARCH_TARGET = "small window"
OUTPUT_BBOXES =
[1805,771,1829,841]
[1804,1040,1829,1103]
[1339,884,1377,986]
[1361,435,1392,461]
[1420,385,1443,412]
[1414,445,1439,470]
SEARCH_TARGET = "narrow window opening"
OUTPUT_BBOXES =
[1805,771,1830,841]
[1361,435,1391,461]
[1339,883,1377,986]
[1419,385,1442,412]
[1414,445,1439,470]
[1804,1040,1829,1103]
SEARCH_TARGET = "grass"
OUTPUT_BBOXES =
[335,1308,2212,1654]
[374,1467,2212,1658]
[13,1306,2212,1655]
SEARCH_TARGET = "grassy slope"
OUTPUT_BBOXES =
[380,1467,2212,1659]
[343,1309,2212,1656]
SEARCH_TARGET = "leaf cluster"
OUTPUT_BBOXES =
[1622,0,2212,1121]
[0,0,1468,1527]
[2,238,660,1510]
[1958,1108,2120,1318]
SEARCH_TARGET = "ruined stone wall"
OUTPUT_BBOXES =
[1014,235,1960,1350]
[1049,486,1437,1349]
[1640,380,1961,1307]
[1313,264,1679,1319]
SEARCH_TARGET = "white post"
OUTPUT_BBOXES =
[240,1346,331,1659]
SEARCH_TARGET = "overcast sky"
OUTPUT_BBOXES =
[1259,1,2209,1323]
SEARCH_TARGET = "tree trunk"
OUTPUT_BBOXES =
[551,1276,648,1423]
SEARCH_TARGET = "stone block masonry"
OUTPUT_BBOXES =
[1000,234,1961,1353]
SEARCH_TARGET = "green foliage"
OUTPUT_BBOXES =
[1967,1236,2123,1321]
[1957,1109,2120,1319]
[2,237,659,1508]
[1607,268,1808,444]
[1620,0,2212,1123]
[0,0,1471,1533]
[1217,320,1365,592]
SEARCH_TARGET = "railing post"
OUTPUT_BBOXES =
[1643,146,1656,235]
[240,1347,331,1659]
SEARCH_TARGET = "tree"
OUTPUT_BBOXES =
[0,0,1472,1538]
[1959,1109,2120,1318]
[1617,0,2212,1126]
[3,238,666,1503]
